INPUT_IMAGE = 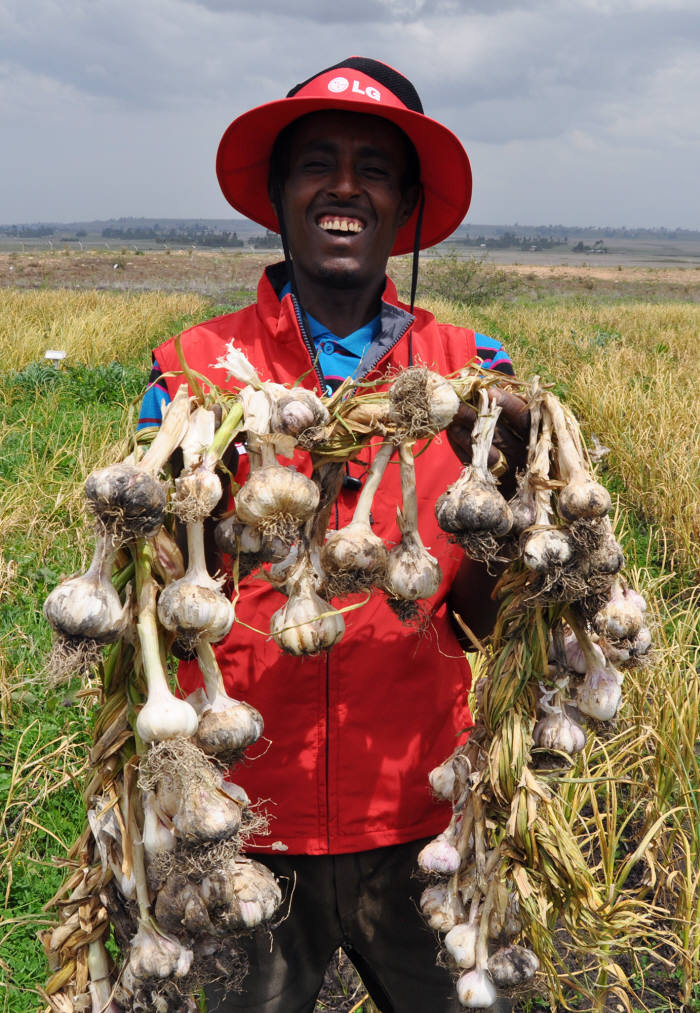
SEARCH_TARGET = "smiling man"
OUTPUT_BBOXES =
[143,58,525,1013]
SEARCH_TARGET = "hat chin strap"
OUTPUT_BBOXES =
[272,178,425,369]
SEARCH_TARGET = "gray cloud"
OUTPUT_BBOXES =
[1,0,698,226]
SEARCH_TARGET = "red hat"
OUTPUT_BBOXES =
[216,57,472,257]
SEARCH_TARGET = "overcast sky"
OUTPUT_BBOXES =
[2,0,698,229]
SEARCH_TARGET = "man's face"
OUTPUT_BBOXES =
[276,111,418,293]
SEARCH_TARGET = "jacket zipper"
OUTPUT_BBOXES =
[290,292,412,853]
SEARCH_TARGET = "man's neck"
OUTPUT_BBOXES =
[292,273,385,338]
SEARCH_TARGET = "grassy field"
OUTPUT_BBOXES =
[0,254,698,1012]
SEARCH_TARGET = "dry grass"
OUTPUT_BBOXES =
[0,289,206,372]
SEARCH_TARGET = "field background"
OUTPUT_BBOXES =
[0,249,698,1012]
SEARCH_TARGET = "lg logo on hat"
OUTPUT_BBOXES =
[327,76,381,101]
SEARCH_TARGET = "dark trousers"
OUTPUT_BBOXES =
[205,837,464,1013]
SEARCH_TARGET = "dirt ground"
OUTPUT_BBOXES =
[2,248,699,303]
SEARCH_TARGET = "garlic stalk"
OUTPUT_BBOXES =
[321,441,393,596]
[87,938,121,1013]
[388,366,460,438]
[507,392,540,535]
[435,388,513,540]
[543,391,611,522]
[44,529,128,643]
[385,441,442,602]
[134,541,199,744]
[157,508,234,648]
[522,405,573,573]
[85,385,191,540]
[194,641,264,758]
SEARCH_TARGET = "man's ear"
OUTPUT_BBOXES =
[398,183,420,228]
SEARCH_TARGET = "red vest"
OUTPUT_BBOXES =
[154,267,480,854]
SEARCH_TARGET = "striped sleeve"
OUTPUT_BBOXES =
[137,359,171,429]
[474,332,514,376]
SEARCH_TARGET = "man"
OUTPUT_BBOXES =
[143,58,527,1012]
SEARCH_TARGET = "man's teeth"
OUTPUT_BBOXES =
[319,218,364,233]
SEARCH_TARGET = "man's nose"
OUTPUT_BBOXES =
[326,160,361,200]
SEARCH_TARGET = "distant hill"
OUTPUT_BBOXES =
[2,217,699,242]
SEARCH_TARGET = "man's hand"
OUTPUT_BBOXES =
[446,385,530,496]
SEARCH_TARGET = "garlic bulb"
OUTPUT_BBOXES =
[522,406,573,573]
[385,441,442,601]
[270,386,330,437]
[127,922,193,981]
[544,392,611,522]
[388,366,460,438]
[141,790,176,864]
[429,760,456,801]
[444,920,478,969]
[157,513,234,647]
[271,557,344,655]
[455,968,496,1009]
[235,440,320,545]
[85,386,191,540]
[487,945,539,987]
[193,641,263,757]
[435,389,513,539]
[577,663,623,721]
[417,834,461,876]
[533,707,586,755]
[594,581,645,642]
[321,442,393,596]
[44,530,128,643]
[420,882,464,933]
[199,856,282,929]
[134,546,199,743]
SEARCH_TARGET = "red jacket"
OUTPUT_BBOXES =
[154,265,482,855]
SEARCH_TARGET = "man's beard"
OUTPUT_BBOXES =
[315,264,364,290]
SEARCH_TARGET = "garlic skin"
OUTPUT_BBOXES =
[44,534,127,643]
[444,922,478,969]
[487,945,539,987]
[455,968,496,1008]
[271,560,345,656]
[417,835,461,876]
[420,883,464,933]
[321,521,389,592]
[141,790,176,864]
[127,922,193,981]
[196,699,263,757]
[270,387,330,437]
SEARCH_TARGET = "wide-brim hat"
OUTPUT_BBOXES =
[216,57,472,257]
